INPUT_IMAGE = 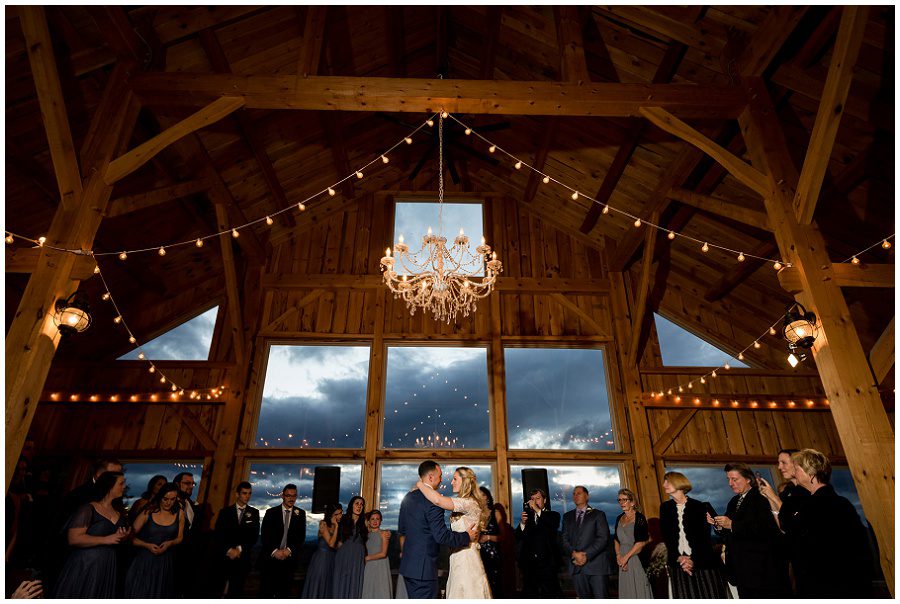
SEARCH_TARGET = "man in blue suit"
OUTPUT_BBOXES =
[399,460,478,598]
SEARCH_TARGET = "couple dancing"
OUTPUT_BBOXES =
[399,461,492,599]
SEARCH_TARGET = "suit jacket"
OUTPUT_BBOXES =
[516,508,561,568]
[721,487,787,589]
[214,503,260,561]
[398,489,470,581]
[659,498,720,568]
[562,507,610,576]
[260,505,306,562]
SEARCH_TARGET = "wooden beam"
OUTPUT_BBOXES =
[704,240,779,302]
[173,407,217,451]
[734,6,810,75]
[793,7,869,224]
[522,119,557,203]
[666,187,771,231]
[385,7,407,78]
[652,409,697,456]
[480,7,502,80]
[18,6,83,210]
[261,289,325,332]
[5,247,96,281]
[628,214,659,366]
[260,273,611,294]
[6,64,137,489]
[777,263,895,294]
[869,318,895,385]
[741,76,894,593]
[643,393,834,412]
[640,106,771,197]
[104,96,245,185]
[213,204,245,366]
[130,73,750,118]
[297,6,328,77]
[550,293,608,336]
[554,6,590,83]
[360,289,386,509]
[105,178,213,218]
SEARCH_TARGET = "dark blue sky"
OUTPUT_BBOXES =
[118,306,218,360]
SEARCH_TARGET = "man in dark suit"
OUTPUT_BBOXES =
[259,483,306,597]
[173,471,212,596]
[213,481,260,597]
[398,460,478,598]
[516,487,562,597]
[561,485,611,598]
[60,458,122,522]
[710,462,789,598]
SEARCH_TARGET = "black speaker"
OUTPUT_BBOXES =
[312,466,341,513]
[521,468,551,511]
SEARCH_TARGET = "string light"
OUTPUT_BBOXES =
[266,216,274,226]
[701,242,709,252]
[571,191,579,200]
[195,238,203,248]
[851,256,860,265]
[737,252,745,262]
[37,236,46,246]
[667,231,675,240]
[465,128,472,135]
[381,155,390,164]
[5,234,13,244]
[489,145,496,153]
[515,161,522,169]
[773,261,782,270]
[101,292,110,301]
[119,251,127,261]
[232,229,240,238]
[356,171,364,179]
[602,205,610,215]
[634,218,642,228]
[882,239,892,249]
[158,247,166,256]
[542,176,550,184]
[298,203,306,211]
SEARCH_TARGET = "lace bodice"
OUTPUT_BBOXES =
[450,497,482,549]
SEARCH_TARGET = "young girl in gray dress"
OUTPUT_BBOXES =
[361,510,392,598]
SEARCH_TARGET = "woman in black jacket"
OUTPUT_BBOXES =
[660,472,729,598]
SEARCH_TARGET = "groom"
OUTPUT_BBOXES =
[399,460,479,598]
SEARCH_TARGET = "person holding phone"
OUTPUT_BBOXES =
[516,488,562,597]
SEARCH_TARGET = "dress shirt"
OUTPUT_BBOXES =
[676,502,692,555]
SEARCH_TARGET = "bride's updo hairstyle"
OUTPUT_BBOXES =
[452,466,491,530]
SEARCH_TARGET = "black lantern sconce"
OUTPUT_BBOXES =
[53,292,93,336]
[783,302,818,367]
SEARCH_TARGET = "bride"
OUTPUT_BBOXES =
[417,466,493,598]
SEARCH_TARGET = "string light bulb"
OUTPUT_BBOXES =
[101,292,110,301]
[137,352,145,360]
[113,315,122,324]
[711,370,717,378]
[489,145,496,153]
[701,242,709,252]
[119,251,127,261]
[634,218,642,228]
[571,191,579,200]
[602,205,610,215]
[298,203,306,211]
[356,171,364,179]
[515,161,522,169]
[231,229,239,238]
[737,252,745,262]
[37,237,46,246]
[542,176,550,184]
[769,327,777,335]
[158,246,166,256]
[440,112,448,119]
[882,239,892,249]
[5,234,13,244]
[128,336,136,344]
[738,352,745,360]
[427,119,434,126]
[405,137,413,145]
[773,261,782,270]
[724,362,731,370]
[851,256,860,265]
[753,341,761,349]
[265,216,274,226]
[465,128,472,135]
[381,155,389,164]
[667,231,675,240]
[149,366,156,373]
[700,376,706,384]
[195,238,204,248]
[93,265,101,274]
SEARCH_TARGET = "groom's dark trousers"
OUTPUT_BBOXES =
[398,489,470,599]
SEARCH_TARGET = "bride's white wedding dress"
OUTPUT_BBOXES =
[445,497,492,599]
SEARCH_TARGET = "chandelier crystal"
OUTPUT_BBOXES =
[381,115,502,323]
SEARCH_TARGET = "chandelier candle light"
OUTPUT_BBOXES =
[381,114,502,323]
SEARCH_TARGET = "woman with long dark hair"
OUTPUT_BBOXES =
[332,496,367,598]
[128,474,166,524]
[54,471,130,598]
[301,502,342,598]
[478,486,502,598]
[124,482,184,597]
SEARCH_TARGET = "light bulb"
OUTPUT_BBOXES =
[724,363,731,370]
[515,161,522,169]
[737,252,745,262]
[711,370,717,378]
[753,341,761,349]
[489,145,496,153]
[356,171,363,179]
[787,353,799,368]
[5,234,12,244]
[738,352,745,360]
[667,231,675,240]
[678,386,683,393]
[385,247,391,257]
[700,376,706,384]
[232,228,240,238]
[427,119,434,127]
[37,236,46,246]
[481,236,486,245]
[266,216,274,225]
[459,228,465,235]
[381,155,389,164]
[195,238,204,248]
[571,191,579,200]
[149,366,156,373]
[113,315,122,324]
[773,261,782,270]
[119,251,128,260]
[405,137,413,145]
[158,246,166,256]
[398,234,405,243]
[701,242,709,252]
[93,265,101,274]
[465,128,472,135]
[440,111,448,119]
[769,327,777,335]
[795,327,806,337]
[171,384,177,392]
[634,218,642,228]
[128,336,136,344]
[602,205,609,215]
[427,226,432,235]
[160,376,166,384]
[851,256,860,265]
[542,176,550,184]
[298,203,306,211]
[101,292,110,301]
[882,239,892,249]
[138,352,145,360]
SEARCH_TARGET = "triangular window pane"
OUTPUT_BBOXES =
[654,313,748,367]
[118,307,218,361]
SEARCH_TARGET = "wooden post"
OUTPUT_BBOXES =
[740,78,894,593]
[489,290,511,513]
[361,288,387,507]
[610,272,662,517]
[5,61,137,489]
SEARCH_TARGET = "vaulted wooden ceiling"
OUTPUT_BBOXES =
[4,6,894,385]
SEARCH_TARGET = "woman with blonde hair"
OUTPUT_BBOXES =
[613,488,653,598]
[417,466,492,598]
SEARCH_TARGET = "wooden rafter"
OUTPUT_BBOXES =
[652,409,697,456]
[260,273,611,294]
[173,407,217,451]
[705,240,779,302]
[480,8,502,80]
[385,6,407,78]
[792,6,869,224]
[777,263,895,293]
[666,188,771,232]
[628,212,659,366]
[105,178,213,218]
[522,119,557,203]
[5,247,97,280]
[130,73,750,118]
[869,317,895,385]
[213,203,245,366]
[297,6,328,77]
[554,6,590,83]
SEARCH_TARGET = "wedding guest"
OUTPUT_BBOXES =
[128,475,166,524]
[493,503,518,598]
[60,458,123,524]
[517,488,561,597]
[361,509,392,598]
[709,463,789,598]
[782,449,872,597]
[260,484,305,597]
[54,472,129,598]
[301,503,342,598]
[478,487,502,598]
[213,481,260,597]
[9,579,43,599]
[172,471,206,597]
[333,495,367,598]
[660,472,729,598]
[561,485,610,598]
[613,488,653,598]
[124,482,184,597]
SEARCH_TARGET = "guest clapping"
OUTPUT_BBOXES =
[661,472,729,598]
[124,482,184,597]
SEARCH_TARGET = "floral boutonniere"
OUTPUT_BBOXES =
[293,508,300,516]
[243,512,252,520]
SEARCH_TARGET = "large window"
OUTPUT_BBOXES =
[665,465,775,517]
[377,462,494,530]
[118,307,218,361]
[505,348,615,450]
[654,313,748,367]
[255,345,369,448]
[247,462,362,543]
[383,346,490,449]
[509,464,621,529]
[122,460,203,509]
[393,201,485,276]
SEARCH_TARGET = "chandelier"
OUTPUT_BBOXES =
[381,114,502,323]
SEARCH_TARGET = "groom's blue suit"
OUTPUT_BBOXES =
[398,489,470,598]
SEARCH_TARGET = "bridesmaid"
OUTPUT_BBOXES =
[332,496,367,598]
[478,487,502,598]
[128,474,166,524]
[614,488,654,598]
[124,483,184,597]
[54,472,129,598]
[361,510,392,598]
[301,503,342,598]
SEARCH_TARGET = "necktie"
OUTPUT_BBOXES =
[280,508,291,549]
[576,510,584,526]
[237,506,244,522]
[736,493,746,511]
[185,501,195,526]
